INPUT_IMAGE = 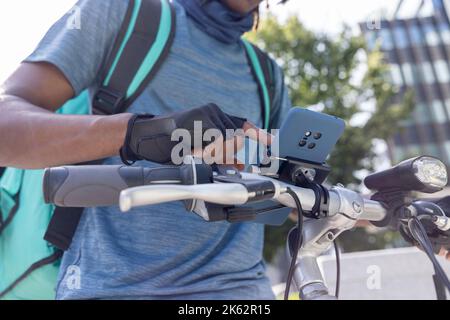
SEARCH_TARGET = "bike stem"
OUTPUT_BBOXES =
[288,186,369,300]
[293,255,334,300]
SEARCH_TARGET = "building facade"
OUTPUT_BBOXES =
[361,0,450,165]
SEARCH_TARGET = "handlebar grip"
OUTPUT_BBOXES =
[43,165,184,208]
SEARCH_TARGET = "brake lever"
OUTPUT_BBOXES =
[197,167,290,224]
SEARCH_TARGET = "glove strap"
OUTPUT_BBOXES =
[120,114,155,166]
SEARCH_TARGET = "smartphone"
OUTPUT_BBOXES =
[275,108,345,164]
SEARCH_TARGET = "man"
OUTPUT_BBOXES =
[0,0,291,299]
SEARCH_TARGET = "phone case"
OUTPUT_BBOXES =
[276,108,345,164]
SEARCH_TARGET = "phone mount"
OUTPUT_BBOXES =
[199,165,291,225]
[194,157,332,224]
[276,157,330,185]
[276,157,331,219]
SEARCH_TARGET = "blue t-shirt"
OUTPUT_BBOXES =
[26,0,291,300]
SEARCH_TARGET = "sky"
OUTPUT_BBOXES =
[263,0,395,32]
[0,0,403,83]
[263,0,438,32]
[0,1,76,82]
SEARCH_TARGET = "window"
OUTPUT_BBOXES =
[393,132,403,145]
[438,23,450,45]
[445,142,450,163]
[389,64,403,86]
[411,63,420,83]
[423,143,441,158]
[434,60,450,83]
[392,147,406,163]
[407,144,421,157]
[393,26,409,48]
[424,124,436,142]
[431,100,448,123]
[365,31,378,51]
[445,99,450,116]
[409,24,424,45]
[401,63,415,85]
[420,62,436,84]
[424,23,440,46]
[414,103,432,124]
[445,121,450,137]
[406,125,421,144]
[399,117,414,126]
[380,29,394,51]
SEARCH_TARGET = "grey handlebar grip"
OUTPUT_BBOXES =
[43,165,184,207]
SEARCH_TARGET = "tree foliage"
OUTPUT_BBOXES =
[247,16,414,186]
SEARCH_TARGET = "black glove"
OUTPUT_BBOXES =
[120,103,247,165]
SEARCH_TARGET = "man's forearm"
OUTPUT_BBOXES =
[0,95,132,169]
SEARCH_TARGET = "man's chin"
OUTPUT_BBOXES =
[221,0,262,14]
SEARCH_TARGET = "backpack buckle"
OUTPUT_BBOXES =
[92,87,126,115]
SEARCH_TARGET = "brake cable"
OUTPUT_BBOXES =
[284,188,304,300]
[283,187,341,300]
[333,240,341,298]
[408,217,450,292]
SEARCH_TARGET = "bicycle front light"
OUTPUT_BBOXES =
[364,156,448,194]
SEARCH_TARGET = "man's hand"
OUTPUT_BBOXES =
[439,247,450,261]
[193,121,273,170]
[121,103,273,166]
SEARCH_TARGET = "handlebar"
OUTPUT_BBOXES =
[43,164,388,222]
[117,171,387,223]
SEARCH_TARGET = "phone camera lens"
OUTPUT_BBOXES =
[308,143,316,149]
[299,140,307,147]
[314,133,322,140]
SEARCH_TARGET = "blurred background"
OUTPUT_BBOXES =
[252,0,450,268]
[1,0,449,293]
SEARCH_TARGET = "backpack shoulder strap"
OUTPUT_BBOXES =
[44,0,176,252]
[92,0,176,115]
[242,40,276,130]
